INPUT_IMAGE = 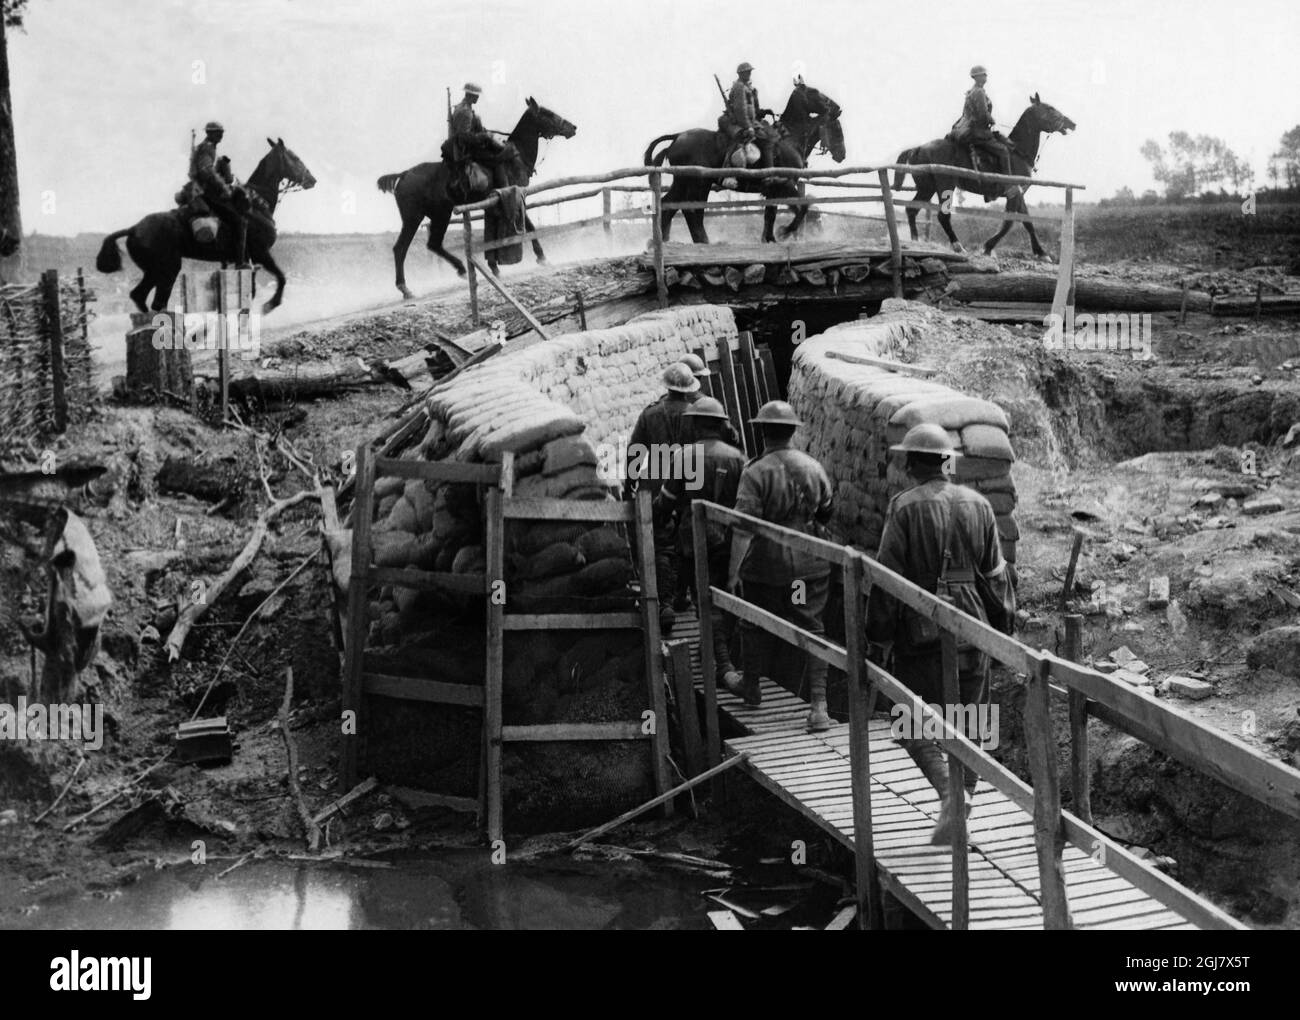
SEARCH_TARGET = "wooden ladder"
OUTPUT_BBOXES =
[340,447,502,821]
[483,463,673,843]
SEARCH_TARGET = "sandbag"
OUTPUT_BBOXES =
[374,475,405,500]
[996,514,1020,542]
[452,544,486,575]
[982,490,1017,515]
[378,495,417,534]
[872,388,955,424]
[542,435,599,476]
[891,396,1010,432]
[404,479,436,531]
[576,528,631,564]
[960,423,1016,462]
[514,464,603,500]
[513,522,590,557]
[884,422,962,449]
[434,542,459,572]
[952,455,1014,483]
[325,527,352,593]
[376,493,399,521]
[569,558,632,596]
[1000,538,1017,564]
[518,541,584,580]
[372,530,417,567]
[479,413,585,458]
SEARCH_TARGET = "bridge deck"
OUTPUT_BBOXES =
[639,239,971,270]
[672,617,1203,930]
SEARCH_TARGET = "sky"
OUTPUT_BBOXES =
[8,0,1300,235]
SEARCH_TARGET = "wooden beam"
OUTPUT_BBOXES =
[1024,658,1072,929]
[463,211,479,327]
[467,255,550,341]
[501,722,647,741]
[940,626,970,930]
[636,488,673,816]
[691,502,724,796]
[824,350,938,378]
[703,502,853,568]
[1050,187,1075,325]
[373,458,500,484]
[877,170,904,300]
[40,270,69,432]
[712,589,848,672]
[843,558,884,930]
[341,444,376,788]
[501,612,643,630]
[484,487,505,842]
[362,672,485,707]
[501,496,632,522]
[1064,614,1092,826]
[650,170,667,308]
[667,639,705,779]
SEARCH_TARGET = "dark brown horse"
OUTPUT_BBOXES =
[95,138,316,314]
[893,95,1075,258]
[642,82,846,244]
[377,98,577,299]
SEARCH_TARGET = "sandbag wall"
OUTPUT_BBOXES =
[333,305,740,828]
[786,316,1020,568]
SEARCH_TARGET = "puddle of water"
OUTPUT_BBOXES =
[5,854,713,931]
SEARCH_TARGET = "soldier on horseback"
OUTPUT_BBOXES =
[179,121,249,259]
[951,66,1020,199]
[724,62,777,171]
[443,82,509,202]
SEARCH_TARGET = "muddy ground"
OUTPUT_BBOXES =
[2,202,1299,929]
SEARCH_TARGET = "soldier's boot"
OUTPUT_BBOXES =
[901,739,969,845]
[806,667,831,733]
[723,670,762,707]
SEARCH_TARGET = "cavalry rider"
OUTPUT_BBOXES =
[727,62,777,170]
[953,66,1020,198]
[446,82,508,197]
[186,120,248,258]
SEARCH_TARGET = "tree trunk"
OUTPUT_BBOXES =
[946,271,1213,313]
[0,13,22,281]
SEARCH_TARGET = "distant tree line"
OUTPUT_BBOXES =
[1111,125,1300,206]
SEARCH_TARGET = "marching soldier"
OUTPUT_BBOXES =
[953,66,1019,198]
[655,396,747,683]
[627,362,701,631]
[727,62,777,170]
[726,400,835,732]
[865,423,1016,845]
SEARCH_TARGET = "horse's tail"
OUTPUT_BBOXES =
[95,229,130,273]
[642,133,677,167]
[376,172,404,194]
[893,149,914,190]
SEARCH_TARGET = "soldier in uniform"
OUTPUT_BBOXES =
[865,423,1016,844]
[446,82,507,197]
[655,397,747,683]
[626,362,700,632]
[953,66,1019,198]
[726,400,835,732]
[186,121,247,259]
[727,62,777,170]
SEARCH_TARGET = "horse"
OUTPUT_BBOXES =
[642,81,846,244]
[377,97,577,299]
[893,94,1075,258]
[96,138,316,314]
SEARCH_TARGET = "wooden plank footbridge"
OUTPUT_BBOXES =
[661,500,1300,931]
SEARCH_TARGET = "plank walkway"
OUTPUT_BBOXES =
[672,616,1202,930]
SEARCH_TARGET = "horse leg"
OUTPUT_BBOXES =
[526,213,546,265]
[257,249,287,314]
[392,215,420,299]
[129,273,153,314]
[906,183,930,242]
[1016,195,1049,259]
[761,203,778,243]
[425,205,466,277]
[152,262,181,311]
[982,198,1018,256]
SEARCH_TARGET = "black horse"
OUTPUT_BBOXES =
[96,138,316,314]
[377,98,577,299]
[642,81,846,244]
[893,95,1075,258]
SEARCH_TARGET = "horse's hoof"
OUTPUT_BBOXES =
[399,287,415,300]
[952,243,966,254]
[536,257,548,267]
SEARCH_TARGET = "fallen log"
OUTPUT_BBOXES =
[1211,293,1300,316]
[945,271,1213,313]
[156,455,246,503]
[225,359,375,404]
[279,667,322,852]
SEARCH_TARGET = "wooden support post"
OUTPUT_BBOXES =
[467,255,550,341]
[1024,658,1072,929]
[650,170,668,307]
[463,210,480,327]
[714,340,749,457]
[1059,528,1083,612]
[1050,187,1076,324]
[843,558,884,930]
[602,187,613,249]
[75,268,91,391]
[575,290,587,331]
[40,270,68,433]
[485,486,505,842]
[667,639,704,781]
[939,624,969,930]
[736,331,765,434]
[1064,614,1092,826]
[636,488,673,815]
[924,205,933,243]
[691,502,723,796]
[877,170,904,300]
[215,272,230,424]
[340,444,376,789]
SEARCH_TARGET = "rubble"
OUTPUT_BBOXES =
[1161,676,1214,700]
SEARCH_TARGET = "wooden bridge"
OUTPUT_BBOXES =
[668,500,1300,931]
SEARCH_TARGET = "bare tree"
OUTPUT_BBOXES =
[0,0,28,278]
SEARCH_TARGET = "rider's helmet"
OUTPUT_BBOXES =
[205,121,225,134]
[737,62,754,75]
[463,82,483,96]
[969,65,988,79]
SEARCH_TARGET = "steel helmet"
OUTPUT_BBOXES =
[663,362,701,393]
[969,65,988,78]
[205,121,225,133]
[684,396,729,420]
[750,400,802,426]
[890,422,959,456]
[737,62,754,74]
[680,352,712,377]
[463,82,483,95]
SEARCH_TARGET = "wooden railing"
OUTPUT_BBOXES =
[690,499,1287,931]
[453,161,1084,328]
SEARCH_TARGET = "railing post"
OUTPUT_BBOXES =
[844,556,884,930]
[692,501,723,800]
[1050,186,1075,324]
[939,624,969,930]
[40,269,68,433]
[1064,614,1092,826]
[602,186,613,250]
[876,170,904,300]
[462,209,479,328]
[1024,657,1072,929]
[650,170,668,307]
